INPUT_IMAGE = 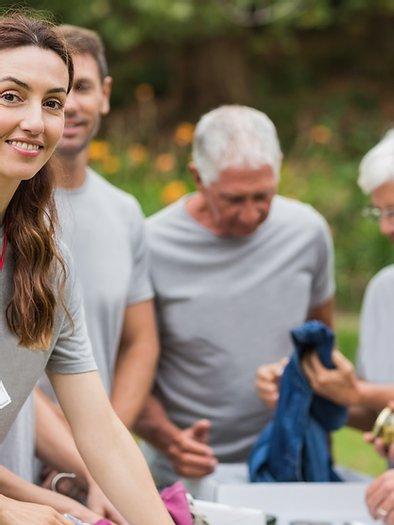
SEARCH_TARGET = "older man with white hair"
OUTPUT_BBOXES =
[135,105,335,488]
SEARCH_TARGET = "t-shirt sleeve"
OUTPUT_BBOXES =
[356,274,381,380]
[309,216,336,308]
[126,202,154,305]
[46,248,97,375]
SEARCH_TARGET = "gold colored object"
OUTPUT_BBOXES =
[372,407,394,445]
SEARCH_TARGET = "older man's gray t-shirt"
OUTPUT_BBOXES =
[52,169,153,393]
[0,395,35,481]
[357,265,394,382]
[0,229,97,444]
[147,194,335,462]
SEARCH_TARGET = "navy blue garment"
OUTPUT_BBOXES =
[249,320,347,482]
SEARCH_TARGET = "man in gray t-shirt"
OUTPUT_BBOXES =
[135,105,335,487]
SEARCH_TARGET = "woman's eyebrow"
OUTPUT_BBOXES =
[0,76,67,94]
[0,76,29,89]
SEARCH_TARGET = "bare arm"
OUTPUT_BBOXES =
[134,395,217,478]
[50,371,174,525]
[307,297,334,328]
[35,388,129,524]
[347,405,378,431]
[0,466,102,523]
[35,388,88,490]
[111,300,159,429]
[134,395,180,453]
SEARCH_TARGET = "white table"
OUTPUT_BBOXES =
[216,483,376,525]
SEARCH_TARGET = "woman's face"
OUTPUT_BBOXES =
[0,45,69,185]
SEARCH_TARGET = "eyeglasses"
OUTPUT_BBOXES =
[362,206,394,223]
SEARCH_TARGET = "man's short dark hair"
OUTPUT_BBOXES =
[58,24,108,81]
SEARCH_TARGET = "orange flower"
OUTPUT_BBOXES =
[174,122,195,147]
[155,153,176,173]
[128,144,148,165]
[89,140,110,161]
[102,155,120,175]
[161,180,188,205]
[309,125,332,145]
[134,83,154,103]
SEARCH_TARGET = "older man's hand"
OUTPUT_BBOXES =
[255,358,288,409]
[166,419,218,478]
[302,349,361,406]
[366,470,394,523]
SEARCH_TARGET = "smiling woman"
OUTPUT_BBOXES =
[0,12,174,525]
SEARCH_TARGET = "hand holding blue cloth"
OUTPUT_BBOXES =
[249,320,347,482]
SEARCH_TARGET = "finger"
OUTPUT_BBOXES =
[175,453,217,473]
[364,432,374,443]
[192,419,211,442]
[372,491,394,522]
[375,438,389,458]
[302,358,316,385]
[256,366,276,381]
[332,349,353,372]
[366,478,387,516]
[255,378,278,394]
[175,463,216,478]
[308,352,328,373]
[176,436,215,456]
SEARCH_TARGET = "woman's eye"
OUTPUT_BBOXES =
[1,92,21,103]
[44,99,64,110]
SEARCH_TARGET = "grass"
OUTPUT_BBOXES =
[333,311,386,477]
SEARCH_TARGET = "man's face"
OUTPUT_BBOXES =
[202,165,278,237]
[371,180,394,243]
[57,53,111,156]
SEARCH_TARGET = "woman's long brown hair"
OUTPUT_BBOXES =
[0,13,74,349]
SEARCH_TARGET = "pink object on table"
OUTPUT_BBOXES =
[161,481,194,525]
[94,521,112,525]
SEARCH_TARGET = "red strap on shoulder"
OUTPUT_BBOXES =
[0,234,7,271]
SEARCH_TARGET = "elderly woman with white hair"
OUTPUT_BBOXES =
[292,130,394,423]
[257,130,394,426]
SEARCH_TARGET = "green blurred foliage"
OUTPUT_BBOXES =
[1,0,393,310]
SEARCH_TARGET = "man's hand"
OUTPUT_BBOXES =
[255,358,288,409]
[302,349,361,406]
[366,470,394,523]
[0,495,71,525]
[166,419,218,478]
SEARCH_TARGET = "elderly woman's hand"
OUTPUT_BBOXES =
[365,401,394,462]
[366,470,394,524]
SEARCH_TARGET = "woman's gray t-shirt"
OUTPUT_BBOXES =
[0,228,97,443]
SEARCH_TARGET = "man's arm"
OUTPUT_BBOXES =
[111,300,159,429]
[307,297,334,328]
[135,395,217,478]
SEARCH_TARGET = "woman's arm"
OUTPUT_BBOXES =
[49,371,174,525]
[0,466,101,523]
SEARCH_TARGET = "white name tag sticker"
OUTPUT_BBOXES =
[0,381,11,409]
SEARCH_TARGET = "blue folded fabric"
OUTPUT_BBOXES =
[249,320,347,482]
